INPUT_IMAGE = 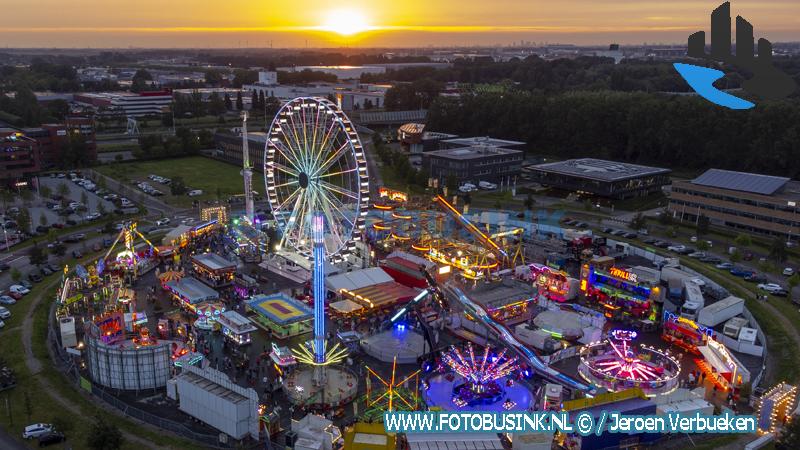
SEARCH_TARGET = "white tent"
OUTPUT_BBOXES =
[325,267,394,293]
[329,299,364,315]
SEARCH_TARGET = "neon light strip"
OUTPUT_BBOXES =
[312,213,326,363]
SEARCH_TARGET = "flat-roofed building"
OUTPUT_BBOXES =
[530,158,671,199]
[422,144,524,184]
[669,168,800,238]
[440,136,526,151]
[0,129,39,188]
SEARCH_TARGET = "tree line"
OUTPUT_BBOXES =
[427,90,800,178]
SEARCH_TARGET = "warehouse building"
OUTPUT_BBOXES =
[669,168,800,238]
[530,158,671,199]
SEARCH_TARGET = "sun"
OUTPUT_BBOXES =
[322,9,371,36]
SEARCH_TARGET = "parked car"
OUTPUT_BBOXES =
[623,232,638,239]
[0,306,10,319]
[0,296,16,305]
[65,219,77,226]
[35,225,49,234]
[772,289,789,297]
[667,244,686,252]
[716,262,734,270]
[85,212,102,221]
[51,222,64,229]
[28,272,43,283]
[0,262,10,271]
[156,218,171,226]
[41,266,54,276]
[72,250,83,259]
[700,256,722,264]
[22,423,53,439]
[783,267,795,276]
[730,268,755,277]
[688,251,707,259]
[9,285,30,295]
[187,190,203,197]
[6,291,22,300]
[37,431,66,447]
[757,282,782,291]
[744,273,767,283]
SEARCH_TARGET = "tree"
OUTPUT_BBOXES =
[734,233,752,247]
[46,228,58,243]
[778,413,800,449]
[24,391,32,421]
[235,91,243,111]
[38,212,47,227]
[16,208,31,234]
[40,185,52,199]
[204,69,223,86]
[29,244,47,266]
[524,194,535,211]
[769,237,788,262]
[10,268,21,283]
[80,191,88,206]
[696,240,710,251]
[658,209,673,225]
[787,273,800,292]
[730,249,742,263]
[97,202,107,217]
[445,175,459,192]
[207,92,226,116]
[258,91,266,114]
[696,214,710,236]
[57,182,69,198]
[86,415,124,450]
[170,176,187,195]
[629,212,647,231]
[251,90,259,113]
[224,93,232,110]
[265,96,281,117]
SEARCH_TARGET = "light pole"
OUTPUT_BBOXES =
[1,222,8,252]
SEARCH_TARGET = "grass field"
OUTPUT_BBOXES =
[96,156,246,207]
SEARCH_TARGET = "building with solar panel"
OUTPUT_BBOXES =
[669,169,800,237]
[529,158,671,199]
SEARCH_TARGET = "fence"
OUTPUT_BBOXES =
[46,303,264,449]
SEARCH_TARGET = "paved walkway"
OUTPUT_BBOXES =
[20,277,170,449]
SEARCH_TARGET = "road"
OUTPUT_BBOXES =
[0,427,27,450]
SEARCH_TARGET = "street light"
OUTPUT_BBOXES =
[1,222,8,252]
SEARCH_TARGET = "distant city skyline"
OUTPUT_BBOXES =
[2,0,800,48]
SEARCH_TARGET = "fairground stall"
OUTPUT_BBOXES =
[217,310,257,345]
[695,339,750,392]
[328,268,420,317]
[191,253,236,288]
[233,272,258,299]
[246,293,313,339]
[580,264,660,320]
[528,263,579,302]
[661,311,714,355]
[193,302,226,331]
[164,277,220,312]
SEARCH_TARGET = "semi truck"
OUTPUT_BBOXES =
[697,295,745,328]
[679,280,705,321]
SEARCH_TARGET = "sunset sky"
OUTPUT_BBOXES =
[3,0,800,48]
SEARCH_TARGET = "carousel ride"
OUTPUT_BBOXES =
[422,342,533,412]
[267,97,368,409]
[370,195,525,281]
[578,329,681,397]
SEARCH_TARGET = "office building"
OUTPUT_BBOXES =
[213,130,268,171]
[530,158,671,199]
[74,90,172,117]
[422,144,524,184]
[669,168,800,238]
[0,128,40,188]
[21,116,97,168]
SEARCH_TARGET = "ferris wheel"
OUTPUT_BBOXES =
[265,97,370,259]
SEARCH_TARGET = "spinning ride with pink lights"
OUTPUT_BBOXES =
[578,329,681,397]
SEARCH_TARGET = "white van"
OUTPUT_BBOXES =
[187,190,204,197]
[23,423,53,439]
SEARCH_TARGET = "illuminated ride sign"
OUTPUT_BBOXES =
[609,267,638,283]
[609,329,638,341]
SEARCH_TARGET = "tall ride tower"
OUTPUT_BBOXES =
[240,111,255,223]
